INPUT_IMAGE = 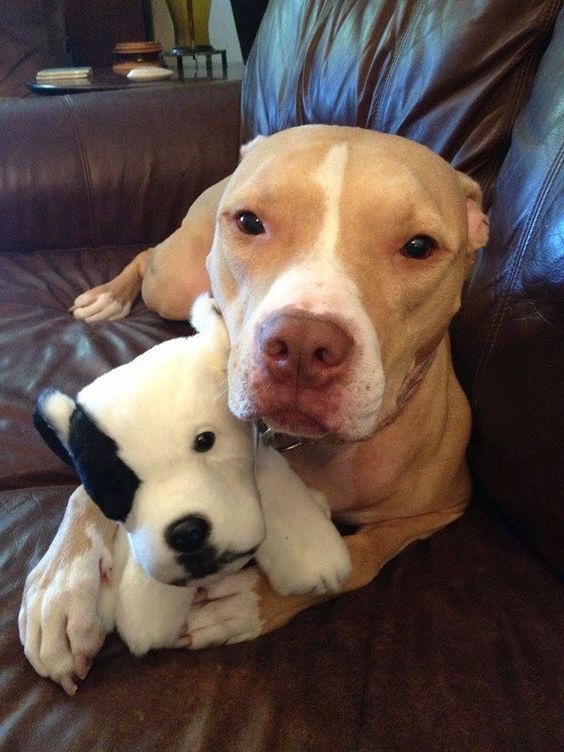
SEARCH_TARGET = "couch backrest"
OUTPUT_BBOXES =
[453,7,564,576]
[241,0,563,574]
[0,83,241,253]
[242,0,559,205]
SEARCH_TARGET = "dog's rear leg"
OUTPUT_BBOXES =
[71,177,229,323]
[70,250,149,323]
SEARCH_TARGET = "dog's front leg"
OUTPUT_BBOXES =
[183,505,466,649]
[19,485,117,694]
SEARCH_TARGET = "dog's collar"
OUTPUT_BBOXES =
[257,348,438,453]
[376,348,438,431]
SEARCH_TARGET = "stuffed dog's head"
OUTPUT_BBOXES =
[34,295,266,585]
[208,125,490,441]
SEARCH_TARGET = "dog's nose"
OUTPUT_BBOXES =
[258,312,353,387]
[166,515,210,553]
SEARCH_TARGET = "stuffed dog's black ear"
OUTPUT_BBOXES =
[33,389,77,470]
[66,405,139,522]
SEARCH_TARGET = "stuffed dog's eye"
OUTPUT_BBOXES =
[236,211,265,236]
[402,235,436,260]
[193,431,216,452]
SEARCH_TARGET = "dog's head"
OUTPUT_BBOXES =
[34,295,266,585]
[208,125,489,441]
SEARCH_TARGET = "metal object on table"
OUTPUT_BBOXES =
[163,0,227,79]
[163,46,227,79]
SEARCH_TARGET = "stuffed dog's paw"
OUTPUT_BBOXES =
[112,529,195,656]
[257,517,351,596]
[255,445,352,596]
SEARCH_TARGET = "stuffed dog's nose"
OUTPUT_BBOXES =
[166,515,210,553]
[258,312,353,387]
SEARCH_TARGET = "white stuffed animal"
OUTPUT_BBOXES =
[33,295,351,657]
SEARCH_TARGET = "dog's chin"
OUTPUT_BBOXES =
[230,375,385,441]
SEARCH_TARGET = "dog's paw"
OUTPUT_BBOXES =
[19,546,111,695]
[179,569,262,649]
[256,526,352,596]
[70,286,133,323]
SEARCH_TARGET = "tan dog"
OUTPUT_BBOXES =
[20,125,488,691]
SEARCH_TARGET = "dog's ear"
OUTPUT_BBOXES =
[33,389,77,470]
[240,134,267,160]
[190,293,230,361]
[455,171,490,275]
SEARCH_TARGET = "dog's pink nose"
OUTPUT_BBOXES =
[258,312,353,387]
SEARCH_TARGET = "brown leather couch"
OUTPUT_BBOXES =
[1,2,562,750]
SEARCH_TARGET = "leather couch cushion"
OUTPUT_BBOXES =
[243,0,564,575]
[2,484,562,751]
[0,244,562,750]
[0,246,189,491]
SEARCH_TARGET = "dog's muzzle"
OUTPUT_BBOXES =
[257,311,353,389]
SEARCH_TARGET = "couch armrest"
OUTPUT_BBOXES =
[0,81,241,253]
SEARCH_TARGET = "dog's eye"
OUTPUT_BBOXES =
[236,211,265,236]
[402,235,436,260]
[193,431,216,453]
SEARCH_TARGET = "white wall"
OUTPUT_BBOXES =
[151,0,243,63]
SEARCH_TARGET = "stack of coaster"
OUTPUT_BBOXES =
[36,67,92,83]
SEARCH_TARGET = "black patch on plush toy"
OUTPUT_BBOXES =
[34,389,139,523]
[67,405,140,522]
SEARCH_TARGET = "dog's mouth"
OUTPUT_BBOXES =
[239,373,347,438]
[262,408,329,438]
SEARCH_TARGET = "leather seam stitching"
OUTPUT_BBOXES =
[374,0,425,133]
[63,95,100,249]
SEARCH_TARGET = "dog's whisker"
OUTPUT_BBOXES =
[214,380,229,402]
